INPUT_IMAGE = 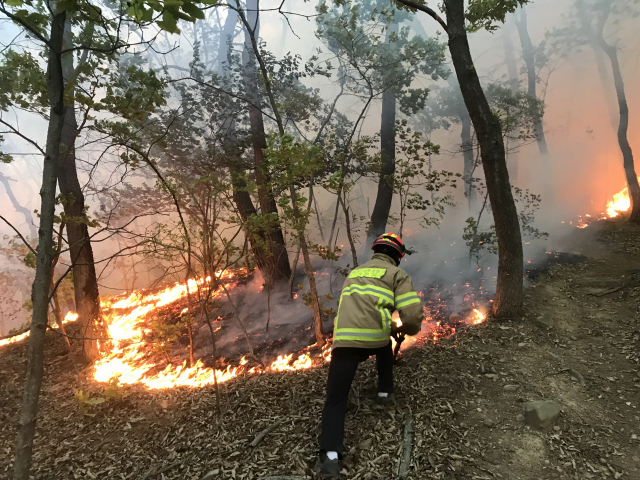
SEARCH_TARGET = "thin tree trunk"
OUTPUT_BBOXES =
[50,223,69,346]
[595,27,640,223]
[237,0,324,346]
[14,9,66,480]
[460,111,476,206]
[203,306,221,417]
[59,22,107,361]
[501,17,521,183]
[444,0,523,318]
[515,6,549,157]
[241,3,291,284]
[369,89,397,238]
[291,185,325,347]
[340,192,358,267]
[0,173,38,240]
[216,7,237,74]
[502,18,520,92]
[576,2,618,130]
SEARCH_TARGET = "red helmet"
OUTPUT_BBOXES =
[371,232,406,259]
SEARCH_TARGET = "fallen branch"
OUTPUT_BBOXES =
[141,461,180,480]
[397,413,415,480]
[587,282,631,297]
[260,477,307,480]
[250,417,286,448]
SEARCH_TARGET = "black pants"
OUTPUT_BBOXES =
[319,342,394,454]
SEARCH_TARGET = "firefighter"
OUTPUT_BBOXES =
[318,232,424,477]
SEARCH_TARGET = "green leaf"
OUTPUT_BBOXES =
[5,0,23,6]
[181,1,205,20]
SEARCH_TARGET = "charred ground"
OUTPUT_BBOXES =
[1,220,639,479]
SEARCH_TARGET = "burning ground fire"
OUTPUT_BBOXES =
[2,270,487,389]
[93,270,338,389]
[576,179,637,228]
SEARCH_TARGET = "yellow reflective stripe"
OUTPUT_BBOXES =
[342,285,394,306]
[348,268,386,279]
[396,292,420,309]
[334,328,390,342]
[397,297,421,309]
[396,292,419,302]
[333,336,389,342]
[376,297,391,331]
[335,328,387,334]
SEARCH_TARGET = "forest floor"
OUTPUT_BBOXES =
[1,220,640,480]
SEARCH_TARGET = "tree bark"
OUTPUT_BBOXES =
[241,1,291,284]
[596,33,640,223]
[515,6,549,157]
[444,0,523,317]
[13,9,66,480]
[229,166,275,279]
[58,22,107,361]
[369,89,396,237]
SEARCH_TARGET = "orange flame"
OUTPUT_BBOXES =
[0,311,79,348]
[606,186,631,218]
[470,309,486,325]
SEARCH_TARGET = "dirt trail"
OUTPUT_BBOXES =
[0,221,639,479]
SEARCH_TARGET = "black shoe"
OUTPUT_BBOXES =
[319,452,340,478]
[375,392,396,406]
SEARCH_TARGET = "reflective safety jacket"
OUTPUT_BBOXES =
[332,253,424,349]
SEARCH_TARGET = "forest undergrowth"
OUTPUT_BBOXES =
[1,219,639,480]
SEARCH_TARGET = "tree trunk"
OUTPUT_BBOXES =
[501,17,520,182]
[501,18,520,92]
[215,9,278,286]
[290,186,325,347]
[515,6,549,157]
[460,110,476,206]
[215,7,237,74]
[50,223,70,346]
[444,0,523,318]
[576,2,618,130]
[369,89,396,237]
[230,166,276,278]
[58,22,107,361]
[241,2,291,284]
[0,173,38,240]
[369,18,399,238]
[340,192,358,268]
[597,38,640,223]
[13,9,66,480]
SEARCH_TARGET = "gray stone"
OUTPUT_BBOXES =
[523,400,561,429]
[516,414,525,422]
[504,385,519,392]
